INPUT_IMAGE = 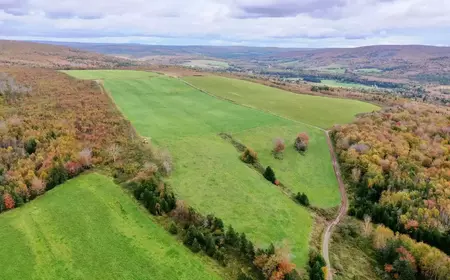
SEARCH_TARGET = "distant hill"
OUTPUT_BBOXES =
[0,40,135,68]
[37,42,450,82]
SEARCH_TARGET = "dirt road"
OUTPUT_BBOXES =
[322,131,348,280]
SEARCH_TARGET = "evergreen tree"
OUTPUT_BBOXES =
[160,198,169,213]
[184,225,196,246]
[214,217,224,231]
[267,243,275,255]
[239,233,248,254]
[191,238,201,253]
[205,234,216,257]
[263,166,276,184]
[225,225,238,246]
[246,240,255,261]
[46,164,69,190]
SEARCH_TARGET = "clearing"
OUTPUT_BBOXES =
[0,173,224,280]
[316,79,375,90]
[183,75,379,129]
[65,70,314,267]
[182,60,229,69]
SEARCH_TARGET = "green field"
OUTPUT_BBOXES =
[317,79,375,90]
[184,76,379,128]
[64,70,314,267]
[0,173,224,280]
[182,60,229,69]
[354,68,383,73]
[233,124,340,208]
[63,69,160,80]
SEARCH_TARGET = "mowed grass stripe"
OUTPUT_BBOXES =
[183,75,380,129]
[0,173,224,280]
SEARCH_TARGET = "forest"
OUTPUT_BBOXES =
[331,102,450,256]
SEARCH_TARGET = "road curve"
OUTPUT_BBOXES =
[322,131,348,280]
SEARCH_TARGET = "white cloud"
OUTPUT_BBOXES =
[0,0,449,47]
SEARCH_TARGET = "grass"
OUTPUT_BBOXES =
[182,60,229,69]
[64,70,313,267]
[233,124,340,208]
[355,68,383,73]
[317,79,375,90]
[0,173,224,280]
[330,217,381,280]
[184,75,379,129]
[62,69,160,80]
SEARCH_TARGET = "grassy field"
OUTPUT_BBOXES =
[64,70,313,267]
[233,124,340,208]
[62,69,160,80]
[317,79,375,90]
[182,60,229,69]
[354,68,383,73]
[184,76,379,128]
[0,173,224,280]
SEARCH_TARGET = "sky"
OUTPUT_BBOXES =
[1,0,450,48]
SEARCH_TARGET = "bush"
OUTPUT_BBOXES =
[272,138,285,159]
[168,222,178,235]
[263,166,276,184]
[241,148,258,164]
[191,238,202,253]
[295,192,310,207]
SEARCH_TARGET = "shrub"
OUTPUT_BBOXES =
[3,193,15,210]
[263,166,276,184]
[191,238,202,253]
[168,222,178,235]
[295,192,310,207]
[241,147,258,164]
[24,138,37,154]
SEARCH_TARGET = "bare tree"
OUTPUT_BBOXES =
[363,214,372,237]
[107,144,121,163]
[79,148,92,167]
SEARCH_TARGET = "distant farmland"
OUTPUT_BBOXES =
[184,75,380,129]
[0,173,224,280]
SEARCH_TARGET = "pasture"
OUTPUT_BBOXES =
[182,59,229,69]
[233,124,340,208]
[317,79,375,90]
[64,70,314,267]
[184,75,379,129]
[0,173,223,280]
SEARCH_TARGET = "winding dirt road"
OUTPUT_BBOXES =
[322,131,348,280]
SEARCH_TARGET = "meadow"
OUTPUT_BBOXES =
[317,79,375,90]
[182,59,230,69]
[65,70,314,267]
[0,173,224,280]
[184,75,379,129]
[233,124,340,208]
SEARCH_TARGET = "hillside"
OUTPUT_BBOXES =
[40,42,450,79]
[0,40,134,68]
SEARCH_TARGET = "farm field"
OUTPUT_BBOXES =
[184,75,380,128]
[0,173,224,280]
[182,59,229,69]
[62,69,160,80]
[64,70,314,267]
[233,124,340,208]
[317,79,375,90]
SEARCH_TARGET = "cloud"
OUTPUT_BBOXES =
[0,0,449,47]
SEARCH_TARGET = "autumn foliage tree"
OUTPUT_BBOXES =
[295,132,309,153]
[3,193,15,210]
